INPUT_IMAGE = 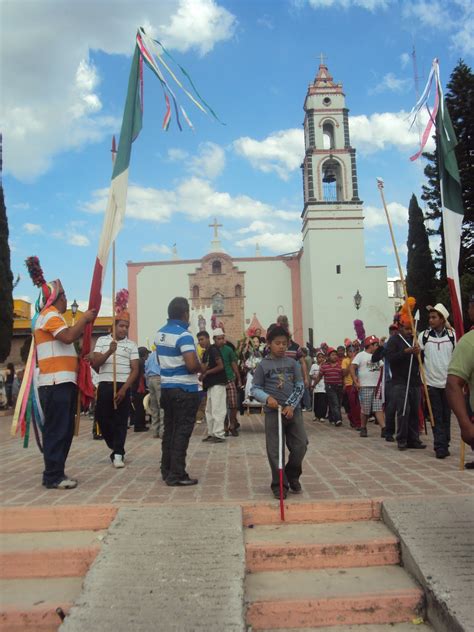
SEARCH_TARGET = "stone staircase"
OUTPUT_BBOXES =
[0,506,116,632]
[243,499,432,631]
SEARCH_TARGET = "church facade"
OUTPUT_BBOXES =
[127,63,393,347]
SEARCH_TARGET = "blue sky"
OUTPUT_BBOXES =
[3,0,473,314]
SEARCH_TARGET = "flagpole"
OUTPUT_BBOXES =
[112,241,117,409]
[377,178,435,429]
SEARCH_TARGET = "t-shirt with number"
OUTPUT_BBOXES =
[352,351,383,387]
[155,318,199,392]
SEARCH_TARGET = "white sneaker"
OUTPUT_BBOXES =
[113,455,125,468]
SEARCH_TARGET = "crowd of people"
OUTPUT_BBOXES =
[8,275,474,496]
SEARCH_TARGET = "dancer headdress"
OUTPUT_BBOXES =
[398,296,416,327]
[353,319,366,343]
[115,288,130,323]
[25,256,64,319]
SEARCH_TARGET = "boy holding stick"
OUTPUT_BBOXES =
[251,325,307,499]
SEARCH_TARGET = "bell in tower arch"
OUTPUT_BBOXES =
[322,161,337,183]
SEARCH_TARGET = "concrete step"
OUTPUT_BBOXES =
[0,531,105,578]
[0,505,116,533]
[245,521,399,572]
[0,577,83,632]
[242,500,381,527]
[245,566,424,630]
[257,624,433,632]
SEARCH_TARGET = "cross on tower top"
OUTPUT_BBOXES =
[209,218,223,239]
[319,52,327,66]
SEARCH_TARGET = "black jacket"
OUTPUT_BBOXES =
[385,333,421,387]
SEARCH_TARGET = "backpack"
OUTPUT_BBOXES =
[421,328,455,349]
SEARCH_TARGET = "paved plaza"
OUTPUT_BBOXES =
[1,411,473,507]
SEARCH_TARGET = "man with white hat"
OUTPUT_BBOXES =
[200,328,228,443]
[418,303,456,459]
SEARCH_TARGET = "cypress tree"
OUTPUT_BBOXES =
[406,194,437,329]
[0,183,14,363]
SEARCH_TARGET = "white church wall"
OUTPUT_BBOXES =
[136,262,198,346]
[236,259,293,332]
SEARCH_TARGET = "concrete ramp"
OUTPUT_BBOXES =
[60,506,246,632]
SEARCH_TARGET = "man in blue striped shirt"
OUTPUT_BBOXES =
[156,297,202,486]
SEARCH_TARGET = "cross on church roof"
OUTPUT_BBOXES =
[209,218,223,239]
[319,52,327,66]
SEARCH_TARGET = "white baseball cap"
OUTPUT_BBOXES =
[213,328,225,337]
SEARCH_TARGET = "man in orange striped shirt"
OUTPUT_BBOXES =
[34,281,96,489]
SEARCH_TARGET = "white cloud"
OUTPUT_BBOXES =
[167,148,189,162]
[76,296,113,317]
[364,202,408,228]
[142,243,173,255]
[190,142,226,179]
[82,176,300,225]
[23,223,43,234]
[2,0,236,182]
[307,0,392,10]
[235,232,302,254]
[369,72,411,95]
[159,0,236,56]
[383,243,408,256]
[68,233,90,247]
[11,202,31,210]
[400,52,410,68]
[237,221,275,234]
[350,110,435,154]
[233,129,304,180]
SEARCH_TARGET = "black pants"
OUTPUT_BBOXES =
[384,380,397,438]
[428,386,451,453]
[313,392,328,419]
[326,384,343,423]
[393,384,421,447]
[96,382,130,457]
[265,409,308,492]
[39,382,77,486]
[132,391,147,429]
[160,388,199,484]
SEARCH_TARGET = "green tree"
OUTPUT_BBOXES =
[0,184,14,362]
[421,59,474,279]
[405,194,437,329]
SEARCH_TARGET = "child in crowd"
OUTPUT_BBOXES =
[310,351,328,421]
[341,344,361,429]
[251,325,307,499]
[350,336,386,438]
[313,348,344,426]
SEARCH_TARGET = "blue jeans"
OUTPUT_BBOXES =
[326,384,343,423]
[39,382,77,486]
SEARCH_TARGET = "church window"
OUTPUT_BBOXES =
[192,285,199,299]
[235,284,242,297]
[322,122,335,150]
[323,97,331,106]
[336,265,341,274]
[212,293,224,315]
[212,260,222,274]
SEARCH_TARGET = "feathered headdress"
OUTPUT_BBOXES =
[353,319,366,343]
[115,289,130,322]
[25,256,63,317]
[397,296,416,327]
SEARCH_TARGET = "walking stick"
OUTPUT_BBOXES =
[277,406,285,521]
[377,179,435,429]
[402,311,419,418]
[112,241,117,410]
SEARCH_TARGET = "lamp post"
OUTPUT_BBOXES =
[354,290,362,311]
[71,299,79,325]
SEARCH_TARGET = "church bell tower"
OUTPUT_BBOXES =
[299,60,391,344]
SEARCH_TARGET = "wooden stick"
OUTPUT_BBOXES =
[112,241,117,409]
[377,179,435,429]
[72,311,81,436]
[460,438,465,471]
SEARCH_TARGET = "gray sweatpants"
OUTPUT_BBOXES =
[147,375,162,437]
[264,408,308,492]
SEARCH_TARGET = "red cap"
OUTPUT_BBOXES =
[364,335,379,347]
[326,347,336,355]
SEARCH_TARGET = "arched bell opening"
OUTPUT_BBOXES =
[322,159,343,202]
[322,121,335,150]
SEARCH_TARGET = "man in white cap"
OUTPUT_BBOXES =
[200,328,227,443]
[418,303,456,459]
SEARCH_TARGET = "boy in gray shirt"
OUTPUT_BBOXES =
[252,325,307,499]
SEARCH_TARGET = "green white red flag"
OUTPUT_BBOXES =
[409,59,465,338]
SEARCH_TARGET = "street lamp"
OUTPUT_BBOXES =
[354,290,362,310]
[71,299,79,325]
